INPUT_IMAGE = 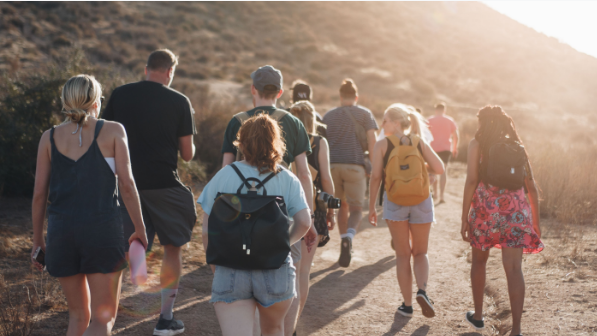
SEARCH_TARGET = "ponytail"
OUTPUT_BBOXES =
[339,78,358,99]
[408,111,423,137]
[384,103,428,138]
[61,75,102,125]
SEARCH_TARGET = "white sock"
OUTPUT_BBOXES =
[161,288,178,320]
[342,228,356,241]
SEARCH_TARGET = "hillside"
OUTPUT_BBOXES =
[2,1,597,118]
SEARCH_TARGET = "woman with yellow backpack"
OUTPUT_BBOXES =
[368,103,445,318]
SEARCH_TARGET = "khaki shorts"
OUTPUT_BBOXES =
[330,163,366,207]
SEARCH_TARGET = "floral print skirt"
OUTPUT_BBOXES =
[468,182,543,254]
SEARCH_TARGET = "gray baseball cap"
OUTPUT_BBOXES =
[251,65,283,91]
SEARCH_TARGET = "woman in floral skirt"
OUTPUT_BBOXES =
[461,106,543,336]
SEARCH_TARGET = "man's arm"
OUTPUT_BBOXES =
[179,135,195,162]
[366,129,376,158]
[293,152,317,251]
[221,153,235,167]
[452,128,460,157]
[294,153,313,211]
[220,118,240,169]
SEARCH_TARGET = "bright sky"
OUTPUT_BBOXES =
[484,1,597,59]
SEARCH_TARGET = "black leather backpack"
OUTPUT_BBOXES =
[206,163,290,270]
[485,141,527,190]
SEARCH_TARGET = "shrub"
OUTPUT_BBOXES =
[193,95,248,175]
[0,287,38,336]
[533,144,597,225]
[0,49,131,197]
[0,74,63,197]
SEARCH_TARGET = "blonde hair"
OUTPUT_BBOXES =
[61,75,102,125]
[384,103,427,137]
[289,101,325,135]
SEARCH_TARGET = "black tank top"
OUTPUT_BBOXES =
[47,120,119,218]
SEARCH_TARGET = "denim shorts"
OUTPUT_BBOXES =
[210,255,296,308]
[382,194,434,224]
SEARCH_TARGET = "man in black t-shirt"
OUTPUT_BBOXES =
[103,49,196,335]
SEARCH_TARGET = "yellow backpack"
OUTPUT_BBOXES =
[384,134,430,206]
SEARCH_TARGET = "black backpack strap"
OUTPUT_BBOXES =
[230,163,252,193]
[230,163,277,196]
[379,137,396,206]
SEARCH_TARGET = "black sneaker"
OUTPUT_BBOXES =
[153,314,185,336]
[465,311,484,330]
[416,289,435,318]
[338,237,352,267]
[397,302,413,317]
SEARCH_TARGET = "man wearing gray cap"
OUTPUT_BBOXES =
[220,65,317,336]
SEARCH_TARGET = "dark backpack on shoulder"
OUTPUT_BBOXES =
[485,141,527,190]
[206,163,290,270]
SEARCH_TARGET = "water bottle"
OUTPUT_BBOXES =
[129,239,148,286]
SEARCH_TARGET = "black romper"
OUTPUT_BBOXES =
[46,120,127,277]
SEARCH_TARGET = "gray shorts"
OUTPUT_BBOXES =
[382,194,434,224]
[121,184,197,251]
[210,255,296,307]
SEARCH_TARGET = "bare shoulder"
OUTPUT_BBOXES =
[319,136,329,148]
[39,129,52,145]
[101,120,126,136]
[469,138,479,148]
[374,137,388,152]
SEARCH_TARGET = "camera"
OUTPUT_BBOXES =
[317,192,341,209]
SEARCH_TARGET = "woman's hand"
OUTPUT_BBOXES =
[460,218,471,242]
[128,230,149,250]
[31,242,45,272]
[304,223,318,253]
[368,207,378,227]
[326,211,336,231]
[533,223,541,239]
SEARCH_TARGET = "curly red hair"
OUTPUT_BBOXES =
[234,114,286,174]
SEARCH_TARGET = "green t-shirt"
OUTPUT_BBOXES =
[221,106,312,164]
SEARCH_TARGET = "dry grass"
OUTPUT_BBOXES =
[533,144,597,225]
[0,286,37,336]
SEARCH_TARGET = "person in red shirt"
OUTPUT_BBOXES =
[428,103,459,204]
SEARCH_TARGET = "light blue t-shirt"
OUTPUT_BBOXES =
[197,162,309,218]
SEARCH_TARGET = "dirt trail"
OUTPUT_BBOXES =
[30,163,596,335]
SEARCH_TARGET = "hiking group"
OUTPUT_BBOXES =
[30,49,543,336]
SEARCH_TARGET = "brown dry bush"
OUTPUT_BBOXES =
[0,287,38,336]
[533,143,597,225]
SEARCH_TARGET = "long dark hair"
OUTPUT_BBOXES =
[475,105,532,184]
[475,105,522,152]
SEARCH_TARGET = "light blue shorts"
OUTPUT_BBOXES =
[210,255,296,307]
[382,194,434,224]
